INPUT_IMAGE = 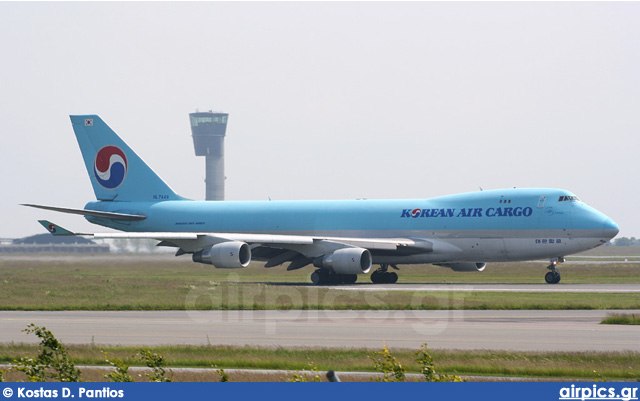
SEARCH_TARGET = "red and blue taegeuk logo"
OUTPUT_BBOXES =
[94,146,128,189]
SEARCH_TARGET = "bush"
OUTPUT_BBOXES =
[213,365,229,382]
[13,324,81,382]
[415,344,464,382]
[287,362,322,382]
[103,351,134,382]
[369,343,464,382]
[369,343,406,382]
[138,349,172,382]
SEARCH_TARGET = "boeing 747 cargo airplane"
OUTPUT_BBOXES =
[25,115,619,285]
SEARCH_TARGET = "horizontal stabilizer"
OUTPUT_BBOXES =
[22,204,146,221]
[38,220,82,236]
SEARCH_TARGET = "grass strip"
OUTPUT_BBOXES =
[1,257,639,311]
[0,343,638,380]
[0,287,638,311]
[601,313,640,325]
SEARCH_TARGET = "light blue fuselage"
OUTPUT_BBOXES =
[85,188,618,264]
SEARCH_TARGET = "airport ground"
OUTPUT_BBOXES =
[0,246,638,381]
[0,247,639,311]
[1,335,639,381]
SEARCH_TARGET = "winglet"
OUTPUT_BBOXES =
[38,220,78,236]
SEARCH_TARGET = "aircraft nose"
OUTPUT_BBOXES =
[603,218,619,240]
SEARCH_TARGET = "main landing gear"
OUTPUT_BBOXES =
[370,264,399,284]
[309,264,402,285]
[310,270,358,285]
[544,257,564,284]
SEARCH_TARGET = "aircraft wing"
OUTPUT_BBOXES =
[37,221,434,269]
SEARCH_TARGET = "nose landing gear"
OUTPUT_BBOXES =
[544,257,564,284]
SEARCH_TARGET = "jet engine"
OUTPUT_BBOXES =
[437,262,487,272]
[314,248,372,274]
[192,241,252,268]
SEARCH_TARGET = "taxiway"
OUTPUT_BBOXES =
[0,309,638,352]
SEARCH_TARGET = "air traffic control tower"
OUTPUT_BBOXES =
[189,111,229,201]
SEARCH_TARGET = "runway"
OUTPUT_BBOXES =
[1,310,638,352]
[329,283,640,293]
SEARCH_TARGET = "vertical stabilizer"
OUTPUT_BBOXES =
[70,115,183,202]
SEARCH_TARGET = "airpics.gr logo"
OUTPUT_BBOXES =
[94,146,128,190]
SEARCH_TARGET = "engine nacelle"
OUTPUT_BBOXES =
[314,248,372,274]
[192,242,252,269]
[437,262,487,272]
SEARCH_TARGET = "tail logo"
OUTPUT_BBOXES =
[94,146,128,189]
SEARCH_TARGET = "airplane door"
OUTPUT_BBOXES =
[537,195,546,208]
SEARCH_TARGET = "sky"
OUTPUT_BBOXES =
[1,2,639,239]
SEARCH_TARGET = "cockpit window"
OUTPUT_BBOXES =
[558,195,580,202]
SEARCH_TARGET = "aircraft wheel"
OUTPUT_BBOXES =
[544,272,554,284]
[553,272,561,284]
[311,271,323,285]
[312,271,357,285]
[311,270,331,285]
[545,271,561,284]
[371,271,398,284]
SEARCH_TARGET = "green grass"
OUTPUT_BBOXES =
[601,313,640,325]
[573,246,640,257]
[0,254,639,310]
[0,343,638,380]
